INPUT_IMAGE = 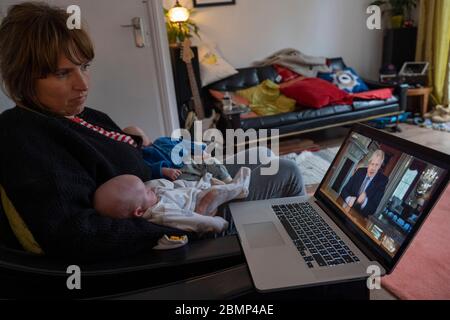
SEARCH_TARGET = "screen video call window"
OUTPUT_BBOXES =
[320,133,447,257]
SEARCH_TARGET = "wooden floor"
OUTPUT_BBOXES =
[279,123,450,155]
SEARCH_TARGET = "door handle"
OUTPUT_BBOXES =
[121,17,146,48]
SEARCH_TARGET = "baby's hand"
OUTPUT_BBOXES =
[162,168,182,181]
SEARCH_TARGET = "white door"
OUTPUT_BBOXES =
[0,0,178,137]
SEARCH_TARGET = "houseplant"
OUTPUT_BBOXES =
[371,0,418,28]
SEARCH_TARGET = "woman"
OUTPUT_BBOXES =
[0,2,304,261]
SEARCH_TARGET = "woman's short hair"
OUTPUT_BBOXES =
[0,2,94,108]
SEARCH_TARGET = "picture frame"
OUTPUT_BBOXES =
[193,0,236,8]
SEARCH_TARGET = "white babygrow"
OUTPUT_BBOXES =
[144,167,251,236]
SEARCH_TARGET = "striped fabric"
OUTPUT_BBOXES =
[69,116,137,147]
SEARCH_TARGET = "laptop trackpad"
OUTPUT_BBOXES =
[243,222,286,249]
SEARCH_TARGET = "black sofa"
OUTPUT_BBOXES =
[205,58,408,138]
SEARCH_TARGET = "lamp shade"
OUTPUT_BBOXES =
[168,4,190,23]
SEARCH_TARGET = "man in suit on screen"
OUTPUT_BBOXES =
[340,150,389,218]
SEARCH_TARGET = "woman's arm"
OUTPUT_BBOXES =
[0,108,184,262]
[2,169,185,262]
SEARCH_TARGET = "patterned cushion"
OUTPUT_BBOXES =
[318,67,369,93]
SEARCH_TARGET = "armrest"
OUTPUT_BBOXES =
[108,264,254,300]
[0,235,244,299]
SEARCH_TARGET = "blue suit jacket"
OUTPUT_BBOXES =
[340,168,389,217]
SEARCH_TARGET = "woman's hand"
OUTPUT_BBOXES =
[122,126,152,147]
[162,168,182,181]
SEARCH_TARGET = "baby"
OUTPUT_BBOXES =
[93,167,251,235]
[123,126,232,184]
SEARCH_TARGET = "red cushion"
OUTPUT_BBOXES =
[351,88,394,100]
[280,78,352,109]
[273,64,301,83]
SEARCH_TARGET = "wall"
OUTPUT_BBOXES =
[163,0,385,80]
[0,0,176,138]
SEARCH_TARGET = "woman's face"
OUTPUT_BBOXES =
[35,55,90,117]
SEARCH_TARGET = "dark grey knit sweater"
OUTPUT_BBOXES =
[0,106,184,262]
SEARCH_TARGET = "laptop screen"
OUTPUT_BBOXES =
[317,127,449,270]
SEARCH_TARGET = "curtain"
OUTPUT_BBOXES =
[415,0,450,106]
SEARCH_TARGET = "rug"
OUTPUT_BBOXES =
[382,186,450,300]
[281,147,339,186]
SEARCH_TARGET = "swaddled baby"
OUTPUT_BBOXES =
[93,167,251,235]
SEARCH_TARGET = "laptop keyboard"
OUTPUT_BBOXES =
[272,202,360,269]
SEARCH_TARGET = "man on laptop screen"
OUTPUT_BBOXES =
[320,132,446,258]
[340,149,388,218]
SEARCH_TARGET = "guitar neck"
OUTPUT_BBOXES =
[185,62,205,120]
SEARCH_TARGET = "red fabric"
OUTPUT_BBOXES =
[273,64,301,82]
[280,78,352,109]
[209,89,250,106]
[383,186,450,300]
[70,117,137,147]
[352,88,394,100]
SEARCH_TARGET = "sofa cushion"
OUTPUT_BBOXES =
[0,185,44,255]
[207,66,279,92]
[239,104,353,130]
[280,78,351,109]
[273,64,301,82]
[352,88,394,100]
[318,67,369,93]
[198,43,238,87]
[353,96,399,111]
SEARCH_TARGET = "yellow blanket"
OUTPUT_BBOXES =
[237,80,296,116]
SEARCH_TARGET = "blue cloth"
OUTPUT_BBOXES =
[318,67,369,93]
[141,137,206,179]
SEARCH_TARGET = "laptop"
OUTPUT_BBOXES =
[230,124,450,292]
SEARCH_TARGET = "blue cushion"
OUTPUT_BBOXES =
[317,68,369,93]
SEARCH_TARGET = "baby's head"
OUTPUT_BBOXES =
[94,175,157,219]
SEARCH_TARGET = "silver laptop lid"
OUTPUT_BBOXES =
[315,124,450,274]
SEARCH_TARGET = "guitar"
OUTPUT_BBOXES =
[181,38,205,120]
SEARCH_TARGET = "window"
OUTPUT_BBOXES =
[393,169,418,200]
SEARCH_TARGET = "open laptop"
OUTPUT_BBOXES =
[230,124,450,292]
